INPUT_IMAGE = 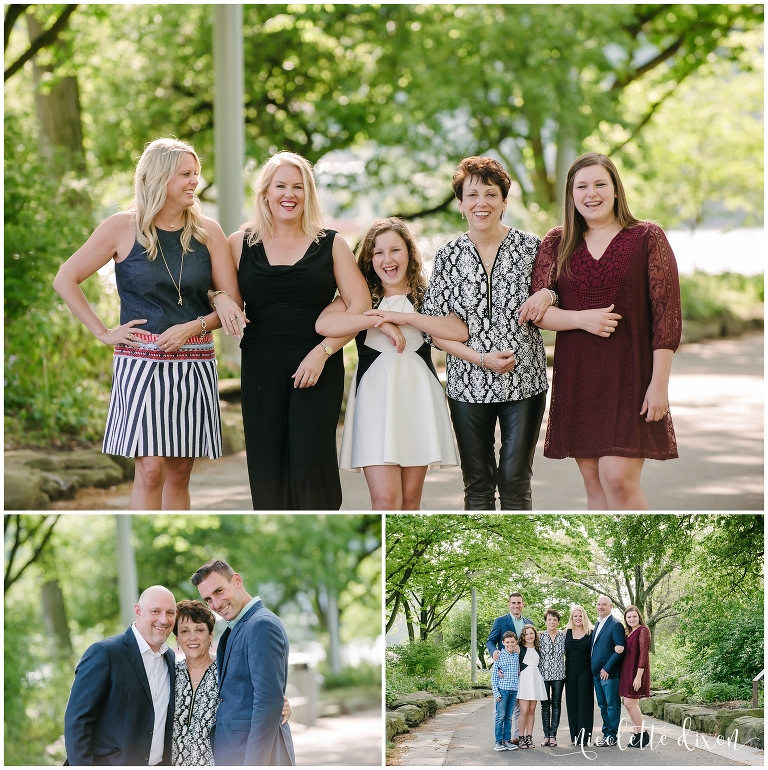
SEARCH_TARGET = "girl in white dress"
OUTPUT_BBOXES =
[517,624,548,749]
[316,218,467,509]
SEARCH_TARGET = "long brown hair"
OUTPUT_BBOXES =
[623,604,646,632]
[356,218,427,310]
[557,152,640,278]
[520,623,540,651]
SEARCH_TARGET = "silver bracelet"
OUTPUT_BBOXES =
[480,352,485,369]
[545,288,558,307]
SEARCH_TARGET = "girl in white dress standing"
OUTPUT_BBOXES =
[316,218,467,509]
[516,624,548,749]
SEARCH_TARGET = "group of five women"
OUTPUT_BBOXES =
[54,139,681,510]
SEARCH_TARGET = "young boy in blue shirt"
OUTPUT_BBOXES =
[492,630,520,751]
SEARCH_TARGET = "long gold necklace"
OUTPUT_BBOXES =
[157,236,185,305]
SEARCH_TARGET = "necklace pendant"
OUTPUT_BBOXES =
[178,297,183,306]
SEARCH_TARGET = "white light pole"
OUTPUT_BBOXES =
[213,4,245,367]
[470,586,477,683]
[115,514,138,627]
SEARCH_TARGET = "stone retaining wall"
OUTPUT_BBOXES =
[640,692,764,749]
[386,686,493,740]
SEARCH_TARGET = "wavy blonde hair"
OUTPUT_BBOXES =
[244,152,324,246]
[132,138,209,261]
[356,218,427,311]
[566,605,594,635]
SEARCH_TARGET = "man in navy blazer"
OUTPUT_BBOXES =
[193,559,295,766]
[64,585,177,765]
[590,595,625,747]
[485,592,533,743]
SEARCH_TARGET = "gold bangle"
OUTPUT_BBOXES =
[210,290,229,309]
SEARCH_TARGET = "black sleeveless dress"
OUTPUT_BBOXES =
[565,630,594,745]
[238,229,343,509]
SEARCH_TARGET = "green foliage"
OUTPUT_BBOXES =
[679,272,764,321]
[4,114,113,446]
[698,682,743,704]
[320,661,381,691]
[389,639,450,679]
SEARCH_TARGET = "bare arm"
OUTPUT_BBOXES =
[364,309,469,341]
[316,297,406,353]
[641,348,673,422]
[535,304,622,337]
[52,212,145,347]
[432,336,516,374]
[203,217,247,338]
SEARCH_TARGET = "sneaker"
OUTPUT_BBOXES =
[503,741,519,751]
[593,736,609,747]
[494,742,507,752]
[605,736,618,747]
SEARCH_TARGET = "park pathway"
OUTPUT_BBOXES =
[394,696,763,767]
[292,708,382,765]
[80,331,763,510]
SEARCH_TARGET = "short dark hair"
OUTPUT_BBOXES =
[544,609,561,622]
[174,599,216,636]
[502,631,518,641]
[509,592,523,601]
[190,559,235,587]
[452,156,511,201]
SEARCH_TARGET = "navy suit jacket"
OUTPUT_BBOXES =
[213,599,295,766]
[64,626,175,765]
[590,614,625,679]
[485,614,534,657]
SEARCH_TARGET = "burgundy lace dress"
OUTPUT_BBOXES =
[530,223,681,460]
[619,625,651,699]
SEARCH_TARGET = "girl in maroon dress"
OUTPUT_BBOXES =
[520,153,681,509]
[618,605,651,748]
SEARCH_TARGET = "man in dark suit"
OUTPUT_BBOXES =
[590,595,625,747]
[485,592,533,744]
[193,559,295,766]
[64,585,177,765]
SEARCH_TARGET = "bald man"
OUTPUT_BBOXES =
[64,586,178,766]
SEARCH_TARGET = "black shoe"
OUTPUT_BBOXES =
[640,731,650,748]
[628,733,641,748]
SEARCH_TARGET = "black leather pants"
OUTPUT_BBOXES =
[448,392,546,510]
[541,679,565,738]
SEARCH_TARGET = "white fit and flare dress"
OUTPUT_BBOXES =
[339,295,458,471]
[517,647,548,700]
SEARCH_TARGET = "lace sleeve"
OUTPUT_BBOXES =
[647,224,682,351]
[638,626,651,672]
[529,229,559,295]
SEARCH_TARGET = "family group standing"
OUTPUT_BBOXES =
[54,137,682,510]
[63,559,294,766]
[486,591,652,751]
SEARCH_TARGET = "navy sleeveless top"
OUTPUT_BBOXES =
[115,228,212,334]
[238,229,338,351]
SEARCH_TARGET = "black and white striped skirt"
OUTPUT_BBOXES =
[103,332,222,459]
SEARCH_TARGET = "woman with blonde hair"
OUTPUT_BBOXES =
[521,152,682,509]
[54,137,245,509]
[564,606,594,745]
[229,152,373,509]
[316,218,465,509]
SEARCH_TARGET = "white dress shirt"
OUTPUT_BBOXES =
[131,624,170,765]
[593,615,608,642]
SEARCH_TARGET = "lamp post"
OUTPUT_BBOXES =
[471,585,477,683]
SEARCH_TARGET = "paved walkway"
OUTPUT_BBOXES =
[292,709,382,766]
[90,332,763,510]
[394,696,763,766]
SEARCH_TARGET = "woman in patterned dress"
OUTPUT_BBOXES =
[172,600,291,766]
[53,138,247,510]
[619,605,652,748]
[421,157,557,509]
[522,152,682,509]
[537,609,566,747]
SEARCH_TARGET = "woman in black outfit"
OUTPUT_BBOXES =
[228,152,375,509]
[564,605,594,746]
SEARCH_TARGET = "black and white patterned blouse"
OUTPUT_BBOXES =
[172,658,218,766]
[538,630,567,681]
[422,229,548,403]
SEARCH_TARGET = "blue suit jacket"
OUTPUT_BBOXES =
[590,614,625,679]
[64,626,175,765]
[485,614,534,657]
[213,599,295,766]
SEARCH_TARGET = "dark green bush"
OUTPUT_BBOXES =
[679,272,764,321]
[699,682,742,704]
[320,662,381,690]
[388,639,449,679]
[5,114,114,446]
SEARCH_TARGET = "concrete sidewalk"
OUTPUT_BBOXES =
[94,332,763,510]
[292,709,382,766]
[394,696,763,766]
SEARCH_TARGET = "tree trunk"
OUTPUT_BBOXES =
[26,12,85,173]
[41,578,73,655]
[403,599,415,642]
